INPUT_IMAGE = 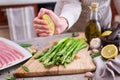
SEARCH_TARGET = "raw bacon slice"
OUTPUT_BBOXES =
[5,45,24,58]
[0,58,3,67]
[0,63,2,68]
[3,50,18,61]
[0,52,14,65]
[11,49,24,59]
[0,41,25,68]
[0,55,8,66]
[6,48,24,59]
[0,41,24,59]
[1,50,15,63]
[0,46,23,59]
[0,46,18,60]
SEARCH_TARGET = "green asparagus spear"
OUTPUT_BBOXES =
[34,37,87,68]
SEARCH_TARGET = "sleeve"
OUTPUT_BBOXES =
[54,0,82,29]
[113,0,120,15]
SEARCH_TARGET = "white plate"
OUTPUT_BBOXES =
[0,37,32,70]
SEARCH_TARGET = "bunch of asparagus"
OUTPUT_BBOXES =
[34,37,87,68]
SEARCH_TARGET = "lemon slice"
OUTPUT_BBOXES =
[101,44,118,59]
[42,14,55,35]
[101,30,112,37]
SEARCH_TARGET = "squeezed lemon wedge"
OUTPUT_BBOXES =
[42,14,55,35]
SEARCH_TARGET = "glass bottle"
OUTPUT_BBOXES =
[85,2,101,43]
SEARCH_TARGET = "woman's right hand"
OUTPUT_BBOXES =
[33,8,68,37]
[33,16,51,37]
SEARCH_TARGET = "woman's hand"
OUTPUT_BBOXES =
[33,8,68,37]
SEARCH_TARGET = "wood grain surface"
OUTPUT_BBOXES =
[13,34,96,78]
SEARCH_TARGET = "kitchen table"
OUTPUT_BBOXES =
[0,33,90,80]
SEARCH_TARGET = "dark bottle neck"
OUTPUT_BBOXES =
[90,10,98,21]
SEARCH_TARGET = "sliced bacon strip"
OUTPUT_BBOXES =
[6,45,24,58]
[0,55,8,66]
[11,49,24,58]
[3,50,18,60]
[0,46,21,60]
[1,50,15,63]
[0,41,24,58]
[0,58,2,67]
[0,41,25,68]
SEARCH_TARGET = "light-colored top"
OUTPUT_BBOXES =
[54,0,120,32]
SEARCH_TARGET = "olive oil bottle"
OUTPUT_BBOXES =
[85,2,101,43]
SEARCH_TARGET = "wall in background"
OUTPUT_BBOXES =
[37,2,56,13]
[111,0,118,21]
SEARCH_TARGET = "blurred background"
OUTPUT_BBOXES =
[0,0,56,41]
[0,0,119,41]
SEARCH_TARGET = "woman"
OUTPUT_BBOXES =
[33,0,120,37]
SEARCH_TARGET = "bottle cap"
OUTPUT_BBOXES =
[91,2,99,11]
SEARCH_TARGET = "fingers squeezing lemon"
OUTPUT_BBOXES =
[42,14,55,35]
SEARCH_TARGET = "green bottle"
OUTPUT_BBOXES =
[85,2,101,43]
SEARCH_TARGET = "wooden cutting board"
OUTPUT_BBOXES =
[13,34,96,78]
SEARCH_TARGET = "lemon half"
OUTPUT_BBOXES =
[101,30,112,37]
[101,44,118,59]
[42,14,55,35]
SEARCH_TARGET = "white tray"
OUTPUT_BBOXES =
[0,37,32,70]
